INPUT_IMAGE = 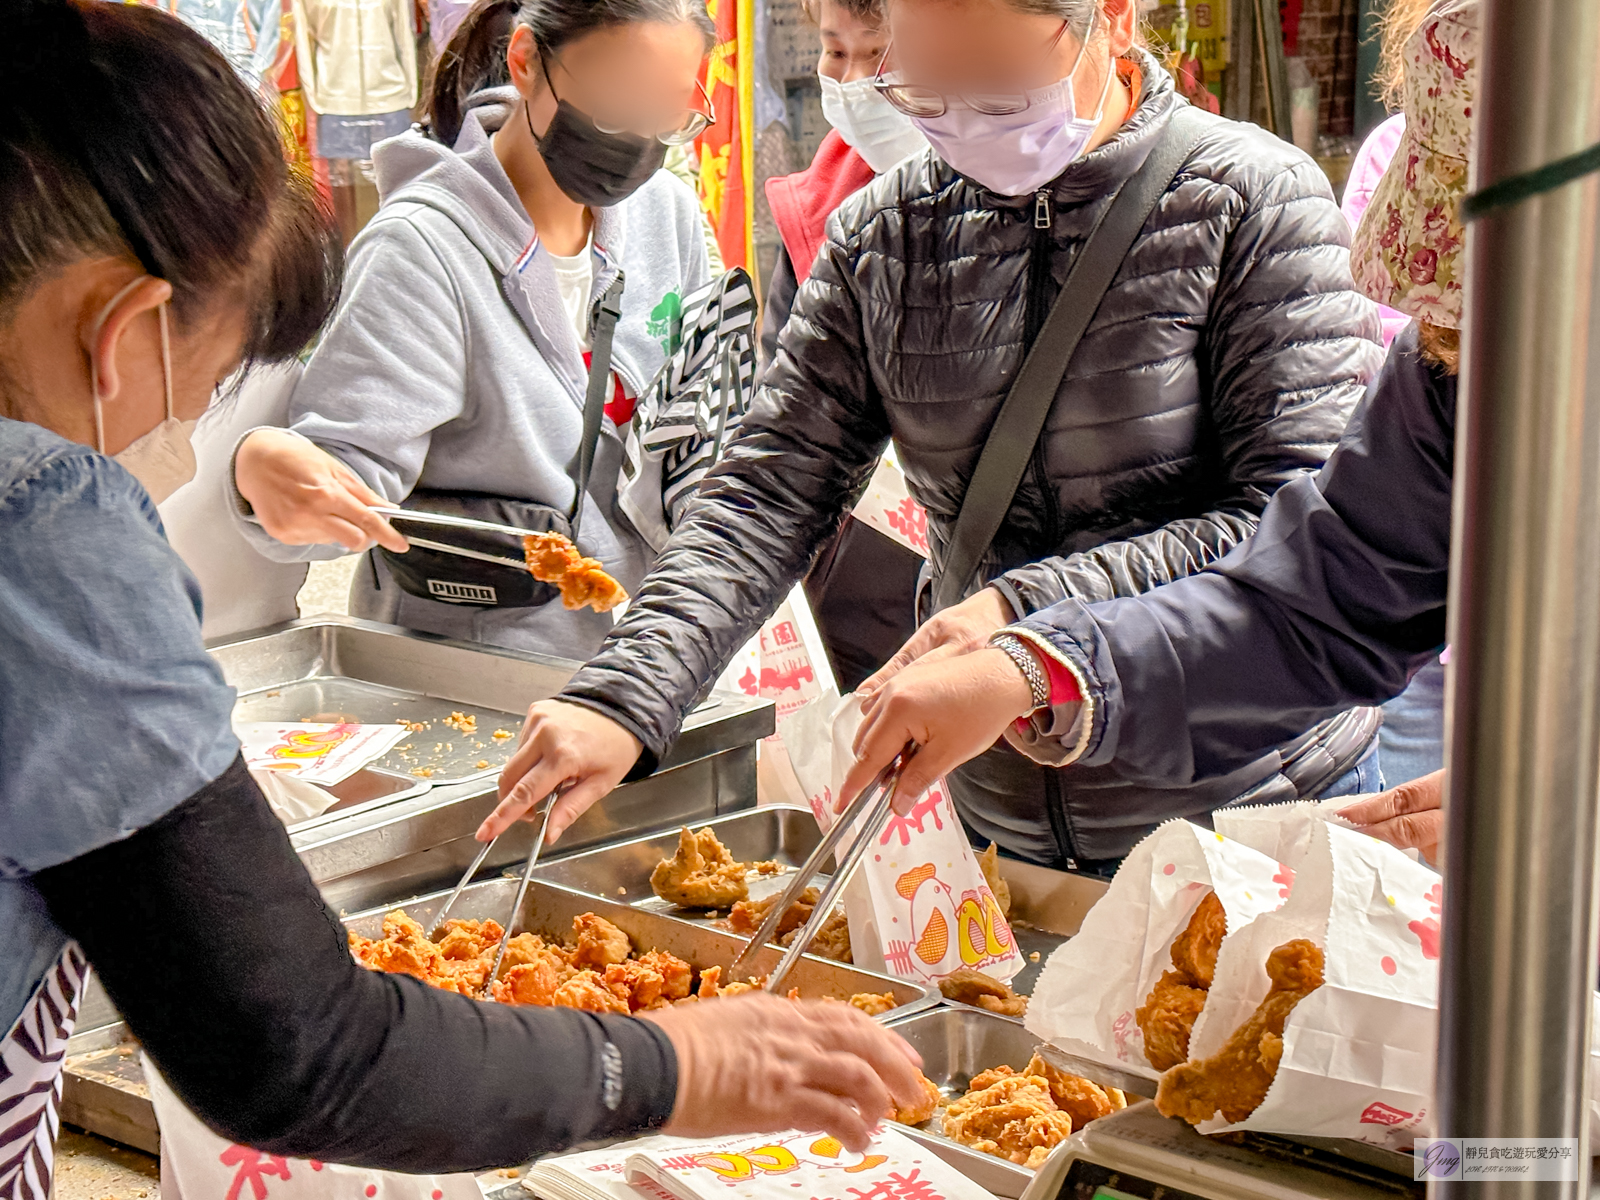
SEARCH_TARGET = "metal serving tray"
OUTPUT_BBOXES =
[344,878,939,1018]
[532,806,1111,996]
[880,1006,1056,1197]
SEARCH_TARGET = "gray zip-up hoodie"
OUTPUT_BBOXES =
[235,89,712,659]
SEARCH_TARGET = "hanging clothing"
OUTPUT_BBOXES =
[290,0,417,117]
[163,0,282,88]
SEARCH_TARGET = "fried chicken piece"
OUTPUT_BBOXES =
[349,911,487,994]
[637,950,693,1001]
[978,842,1012,921]
[497,933,574,981]
[941,968,1028,1017]
[943,1075,1075,1166]
[435,918,504,961]
[1135,891,1228,1070]
[778,908,853,963]
[521,533,629,613]
[522,532,582,580]
[1023,1054,1122,1128]
[728,887,819,935]
[1136,971,1209,1071]
[559,558,628,613]
[650,827,751,909]
[602,960,668,1010]
[492,958,563,1006]
[889,1073,943,1125]
[554,969,632,1014]
[968,1065,1019,1092]
[848,991,896,1017]
[570,913,632,968]
[1171,892,1227,989]
[695,965,723,999]
[1155,939,1325,1126]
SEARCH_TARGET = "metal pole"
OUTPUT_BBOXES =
[1435,0,1600,1195]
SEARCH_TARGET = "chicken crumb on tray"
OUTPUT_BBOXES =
[349,908,894,1015]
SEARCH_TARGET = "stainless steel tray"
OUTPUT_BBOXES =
[532,807,1111,997]
[344,877,939,1018]
[880,1006,1053,1198]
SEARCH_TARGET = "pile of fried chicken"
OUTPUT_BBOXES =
[1135,891,1227,1071]
[1133,889,1326,1125]
[935,1054,1126,1169]
[1154,938,1325,1125]
[348,907,894,1016]
[522,532,628,613]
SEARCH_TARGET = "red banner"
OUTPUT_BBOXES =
[695,0,756,274]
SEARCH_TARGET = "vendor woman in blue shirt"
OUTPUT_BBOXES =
[0,5,919,1198]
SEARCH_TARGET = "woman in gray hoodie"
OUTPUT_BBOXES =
[232,0,717,660]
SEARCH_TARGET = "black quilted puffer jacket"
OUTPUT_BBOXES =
[563,57,1384,864]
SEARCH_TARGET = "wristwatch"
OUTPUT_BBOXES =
[990,632,1051,714]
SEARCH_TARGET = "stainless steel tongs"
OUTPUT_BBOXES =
[726,744,915,994]
[368,505,537,571]
[427,786,565,998]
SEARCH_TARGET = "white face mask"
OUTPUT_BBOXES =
[89,277,198,505]
[819,71,931,173]
[907,14,1114,196]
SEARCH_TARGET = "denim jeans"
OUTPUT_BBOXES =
[1377,658,1447,789]
[1316,736,1385,800]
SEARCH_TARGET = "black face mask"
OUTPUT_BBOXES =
[528,97,667,208]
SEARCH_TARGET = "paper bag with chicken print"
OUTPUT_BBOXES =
[787,695,1022,985]
[1175,819,1440,1148]
[1025,820,1291,1081]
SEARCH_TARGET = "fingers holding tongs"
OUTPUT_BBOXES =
[725,744,916,994]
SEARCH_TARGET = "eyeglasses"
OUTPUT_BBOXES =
[542,52,717,145]
[872,14,1089,118]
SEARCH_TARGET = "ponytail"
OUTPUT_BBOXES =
[426,0,715,147]
[429,0,518,146]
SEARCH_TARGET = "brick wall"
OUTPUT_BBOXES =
[1295,0,1360,138]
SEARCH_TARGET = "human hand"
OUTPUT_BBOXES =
[643,994,924,1153]
[234,428,407,553]
[479,700,643,843]
[841,648,1033,816]
[1338,769,1444,865]
[858,587,1014,695]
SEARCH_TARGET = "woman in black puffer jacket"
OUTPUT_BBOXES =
[485,0,1386,868]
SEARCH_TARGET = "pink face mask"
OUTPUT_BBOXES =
[908,17,1114,197]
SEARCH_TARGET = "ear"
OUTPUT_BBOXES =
[1102,0,1138,57]
[82,275,172,404]
[507,24,543,100]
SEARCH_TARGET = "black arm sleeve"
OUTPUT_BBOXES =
[33,756,677,1172]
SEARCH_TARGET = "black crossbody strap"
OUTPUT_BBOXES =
[572,270,626,539]
[933,107,1208,612]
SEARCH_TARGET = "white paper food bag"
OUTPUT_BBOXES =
[800,697,1022,985]
[1025,820,1291,1079]
[1183,819,1440,1147]
[849,449,931,560]
[146,1062,480,1200]
[712,587,838,807]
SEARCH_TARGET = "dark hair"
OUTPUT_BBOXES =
[0,0,341,364]
[798,0,887,27]
[429,0,716,147]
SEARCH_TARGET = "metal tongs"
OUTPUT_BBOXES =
[727,744,916,994]
[428,786,564,998]
[368,505,536,571]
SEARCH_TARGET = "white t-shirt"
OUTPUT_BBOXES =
[548,239,595,350]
